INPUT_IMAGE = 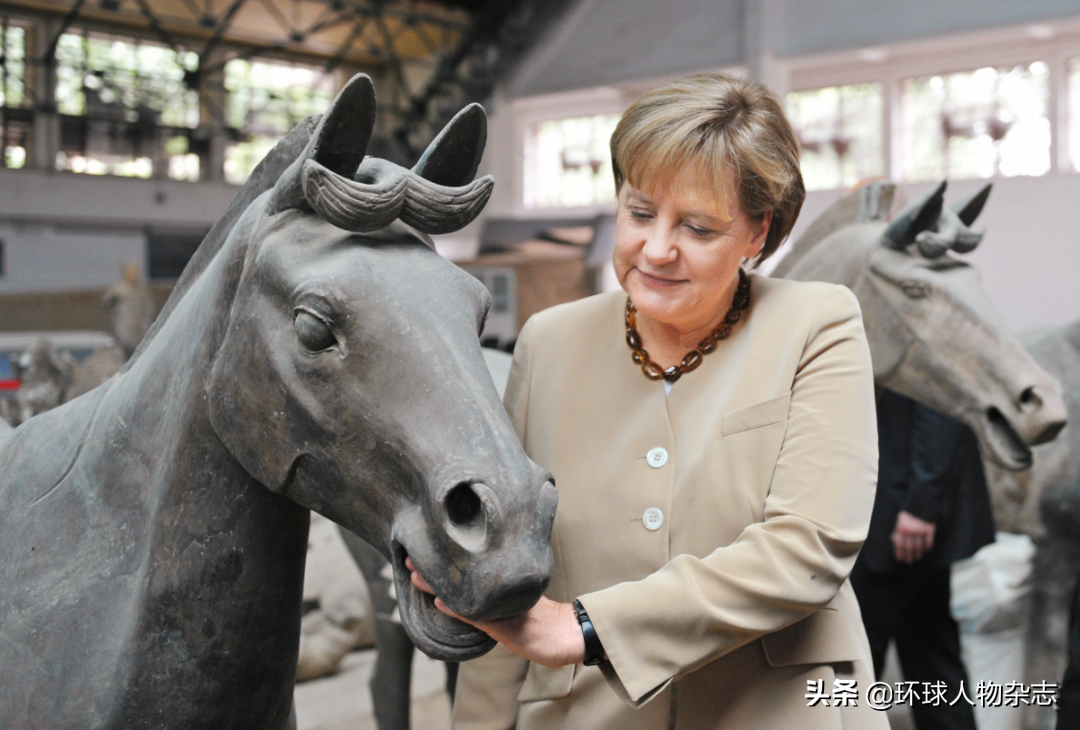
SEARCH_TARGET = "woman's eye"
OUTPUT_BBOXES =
[686,225,712,237]
[629,208,653,220]
[294,310,337,351]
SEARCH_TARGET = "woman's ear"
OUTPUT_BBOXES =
[746,210,772,258]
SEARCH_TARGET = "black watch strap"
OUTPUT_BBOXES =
[573,600,605,666]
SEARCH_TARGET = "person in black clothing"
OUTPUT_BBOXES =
[1059,574,1080,729]
[851,388,996,730]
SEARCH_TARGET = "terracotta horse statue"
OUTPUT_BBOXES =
[0,75,557,730]
[982,318,1080,730]
[773,181,1067,472]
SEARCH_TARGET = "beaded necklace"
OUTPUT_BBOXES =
[625,269,751,383]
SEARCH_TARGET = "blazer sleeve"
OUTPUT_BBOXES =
[451,318,536,730]
[577,285,879,707]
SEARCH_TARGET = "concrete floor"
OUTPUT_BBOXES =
[295,648,452,730]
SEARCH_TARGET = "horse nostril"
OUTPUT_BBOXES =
[444,482,484,528]
[1019,387,1041,410]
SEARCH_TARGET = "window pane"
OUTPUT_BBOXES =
[224,58,335,185]
[528,114,619,208]
[1066,58,1080,172]
[901,63,1050,182]
[0,19,29,170]
[786,83,883,191]
[54,29,200,180]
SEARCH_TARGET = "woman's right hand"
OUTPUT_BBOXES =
[406,557,586,668]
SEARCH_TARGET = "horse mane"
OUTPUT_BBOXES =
[125,74,491,373]
[122,116,320,372]
[770,181,894,278]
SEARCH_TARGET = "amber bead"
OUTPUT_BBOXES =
[642,361,664,380]
[624,270,749,384]
[681,351,703,371]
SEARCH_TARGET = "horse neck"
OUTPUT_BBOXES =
[95,226,310,649]
[780,227,876,291]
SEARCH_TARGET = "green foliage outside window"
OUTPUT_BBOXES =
[53,30,200,180]
[55,32,198,126]
[0,24,26,109]
[1,20,28,169]
[223,58,335,184]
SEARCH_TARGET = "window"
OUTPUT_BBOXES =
[223,58,336,185]
[147,229,207,280]
[53,29,200,180]
[0,18,29,170]
[900,63,1050,182]
[786,83,884,192]
[1066,58,1080,172]
[527,114,620,208]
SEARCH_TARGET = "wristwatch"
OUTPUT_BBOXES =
[572,600,606,666]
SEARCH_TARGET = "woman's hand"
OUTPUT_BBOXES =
[406,557,585,668]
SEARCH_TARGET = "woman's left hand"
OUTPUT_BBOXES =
[407,557,585,668]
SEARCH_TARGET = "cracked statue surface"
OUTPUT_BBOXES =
[0,75,556,730]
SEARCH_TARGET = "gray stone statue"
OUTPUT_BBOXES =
[773,181,1067,472]
[982,319,1080,730]
[13,337,72,425]
[103,261,157,358]
[0,75,556,730]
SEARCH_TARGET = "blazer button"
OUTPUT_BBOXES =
[643,508,664,531]
[646,447,668,468]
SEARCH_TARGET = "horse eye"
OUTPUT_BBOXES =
[901,281,930,299]
[294,310,337,352]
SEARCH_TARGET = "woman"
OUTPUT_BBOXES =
[412,73,886,729]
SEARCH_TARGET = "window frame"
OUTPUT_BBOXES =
[511,86,630,218]
[787,22,1080,186]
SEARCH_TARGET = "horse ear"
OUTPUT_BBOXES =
[883,181,947,249]
[269,74,376,213]
[950,183,992,227]
[412,103,487,186]
[309,74,377,177]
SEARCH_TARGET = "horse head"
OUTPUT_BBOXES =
[205,75,556,661]
[776,181,1067,471]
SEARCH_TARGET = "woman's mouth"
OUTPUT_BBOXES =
[636,269,684,287]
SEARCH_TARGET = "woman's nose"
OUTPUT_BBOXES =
[641,228,678,264]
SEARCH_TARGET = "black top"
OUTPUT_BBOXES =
[858,388,996,574]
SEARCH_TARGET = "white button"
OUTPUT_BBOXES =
[643,508,664,531]
[646,447,668,469]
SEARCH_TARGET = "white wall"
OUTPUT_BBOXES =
[786,175,1080,333]
[0,223,144,293]
[0,169,237,229]
[0,168,238,292]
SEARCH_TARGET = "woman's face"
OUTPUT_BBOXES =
[613,171,770,334]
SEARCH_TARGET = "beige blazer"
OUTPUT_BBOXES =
[453,275,889,730]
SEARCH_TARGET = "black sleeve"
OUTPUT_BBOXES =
[900,401,964,524]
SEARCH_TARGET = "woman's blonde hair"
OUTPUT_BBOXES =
[610,73,804,264]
